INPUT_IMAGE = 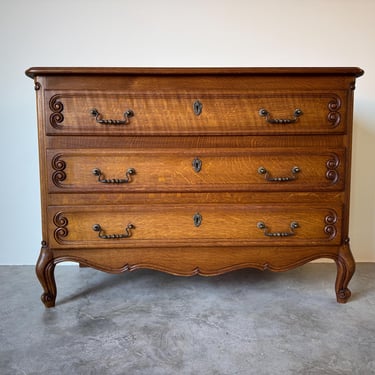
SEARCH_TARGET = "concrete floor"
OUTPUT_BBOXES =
[0,263,374,375]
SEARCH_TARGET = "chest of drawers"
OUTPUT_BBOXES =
[26,67,363,307]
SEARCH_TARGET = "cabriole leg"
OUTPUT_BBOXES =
[335,240,355,303]
[35,242,56,308]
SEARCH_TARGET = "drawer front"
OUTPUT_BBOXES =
[47,148,346,192]
[48,204,343,248]
[45,91,347,135]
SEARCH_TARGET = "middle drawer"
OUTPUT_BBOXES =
[48,148,345,193]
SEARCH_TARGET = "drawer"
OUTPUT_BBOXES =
[47,148,346,192]
[45,91,347,135]
[48,204,343,248]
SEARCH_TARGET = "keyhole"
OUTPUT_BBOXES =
[193,100,203,116]
[192,157,202,173]
[193,213,202,227]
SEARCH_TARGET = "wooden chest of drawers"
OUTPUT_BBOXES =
[26,67,363,307]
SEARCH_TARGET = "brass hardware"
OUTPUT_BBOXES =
[193,100,203,116]
[257,221,299,237]
[92,223,135,239]
[90,108,134,125]
[259,108,303,124]
[192,157,202,173]
[258,166,300,182]
[193,213,202,227]
[92,168,136,184]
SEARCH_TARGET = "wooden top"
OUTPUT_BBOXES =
[25,67,364,79]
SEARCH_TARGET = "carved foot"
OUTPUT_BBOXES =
[41,292,56,308]
[335,240,355,303]
[336,288,352,304]
[35,243,57,308]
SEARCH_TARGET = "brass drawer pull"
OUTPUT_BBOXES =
[92,223,135,239]
[258,166,300,182]
[257,221,299,237]
[90,108,134,125]
[259,108,303,124]
[92,168,136,184]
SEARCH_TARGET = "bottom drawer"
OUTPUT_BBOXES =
[48,204,342,248]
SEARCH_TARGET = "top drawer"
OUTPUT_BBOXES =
[44,91,347,135]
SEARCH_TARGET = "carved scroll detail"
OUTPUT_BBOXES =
[49,95,64,129]
[53,212,69,243]
[325,153,340,184]
[51,154,66,187]
[324,211,338,240]
[327,95,342,128]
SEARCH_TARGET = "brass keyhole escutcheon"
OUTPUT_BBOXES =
[193,213,202,227]
[193,100,203,116]
[192,157,202,173]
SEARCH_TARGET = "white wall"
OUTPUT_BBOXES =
[1,0,374,264]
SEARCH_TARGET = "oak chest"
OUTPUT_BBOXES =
[26,67,363,307]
